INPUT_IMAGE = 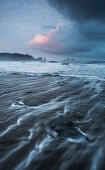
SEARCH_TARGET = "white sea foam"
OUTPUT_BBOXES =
[15,135,53,170]
[0,60,105,170]
[90,147,103,170]
[0,61,105,80]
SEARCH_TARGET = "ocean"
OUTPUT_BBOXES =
[0,61,105,170]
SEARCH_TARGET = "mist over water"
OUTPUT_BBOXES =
[0,60,105,80]
[0,61,105,170]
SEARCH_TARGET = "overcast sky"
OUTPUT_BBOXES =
[0,0,105,60]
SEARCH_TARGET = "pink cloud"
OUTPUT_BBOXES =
[28,23,66,55]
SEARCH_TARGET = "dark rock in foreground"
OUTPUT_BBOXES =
[53,122,82,138]
[53,121,95,142]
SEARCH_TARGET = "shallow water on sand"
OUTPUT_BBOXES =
[0,61,105,170]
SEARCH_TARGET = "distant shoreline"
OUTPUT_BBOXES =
[0,52,46,62]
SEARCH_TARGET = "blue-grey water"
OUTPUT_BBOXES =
[0,61,105,170]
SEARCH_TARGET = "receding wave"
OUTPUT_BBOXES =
[0,61,105,170]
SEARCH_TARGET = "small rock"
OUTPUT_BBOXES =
[86,136,95,142]
[65,121,74,127]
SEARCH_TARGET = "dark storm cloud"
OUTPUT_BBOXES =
[0,0,105,59]
[77,21,105,41]
[49,0,105,22]
[48,0,105,59]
